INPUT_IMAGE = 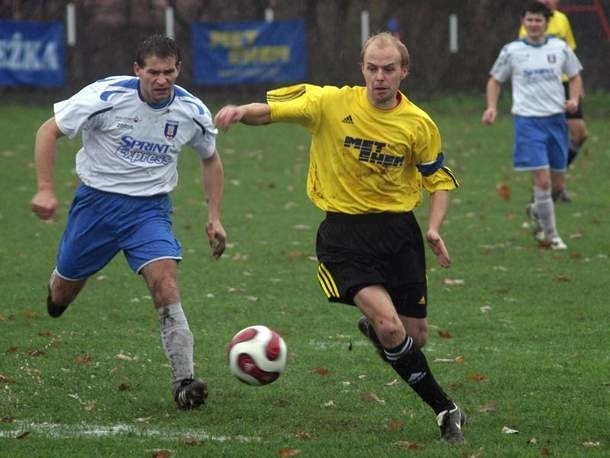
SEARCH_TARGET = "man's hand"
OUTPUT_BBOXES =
[426,230,451,268]
[30,189,58,221]
[206,220,226,259]
[481,107,497,125]
[214,105,244,131]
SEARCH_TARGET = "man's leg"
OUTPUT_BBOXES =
[47,270,87,318]
[141,259,207,409]
[532,169,567,249]
[355,285,465,443]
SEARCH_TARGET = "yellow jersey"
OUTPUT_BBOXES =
[267,84,458,214]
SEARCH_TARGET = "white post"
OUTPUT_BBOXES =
[165,6,175,39]
[449,14,458,53]
[66,3,76,46]
[361,10,370,46]
[265,7,274,23]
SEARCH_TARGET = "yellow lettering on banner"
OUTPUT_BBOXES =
[229,46,291,64]
[209,30,259,47]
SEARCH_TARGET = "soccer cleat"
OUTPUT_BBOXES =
[549,236,567,250]
[553,189,572,203]
[47,285,68,318]
[173,378,208,410]
[437,404,466,444]
[526,204,545,243]
[357,317,388,362]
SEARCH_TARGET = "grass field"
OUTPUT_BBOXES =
[1,94,609,457]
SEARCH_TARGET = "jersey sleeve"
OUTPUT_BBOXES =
[53,82,111,139]
[489,45,512,82]
[188,102,218,160]
[413,116,459,193]
[562,45,583,78]
[267,84,323,132]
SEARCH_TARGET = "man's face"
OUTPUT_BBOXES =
[522,12,549,40]
[134,55,181,104]
[361,41,408,109]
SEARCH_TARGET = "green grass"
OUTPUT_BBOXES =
[1,95,609,457]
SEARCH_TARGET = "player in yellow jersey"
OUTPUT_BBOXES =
[215,32,465,444]
[519,0,588,202]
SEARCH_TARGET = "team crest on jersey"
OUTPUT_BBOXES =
[547,54,556,64]
[164,120,179,139]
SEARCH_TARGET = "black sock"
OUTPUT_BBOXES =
[384,336,454,414]
[567,148,577,166]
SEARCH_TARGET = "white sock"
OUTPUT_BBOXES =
[158,303,194,386]
[533,186,558,239]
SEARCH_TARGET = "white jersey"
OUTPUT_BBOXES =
[489,37,582,117]
[53,76,218,196]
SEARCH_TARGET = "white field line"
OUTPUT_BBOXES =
[0,422,260,443]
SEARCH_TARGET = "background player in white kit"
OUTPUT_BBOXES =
[482,1,583,250]
[30,34,226,409]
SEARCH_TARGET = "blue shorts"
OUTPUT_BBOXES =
[56,184,181,280]
[513,114,568,172]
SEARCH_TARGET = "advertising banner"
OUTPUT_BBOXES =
[192,20,307,85]
[0,20,65,87]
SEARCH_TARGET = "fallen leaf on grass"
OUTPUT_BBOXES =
[386,420,405,432]
[183,436,205,446]
[151,450,173,458]
[279,448,302,457]
[75,353,93,365]
[527,437,537,444]
[394,440,422,450]
[385,378,400,386]
[443,278,464,286]
[361,392,385,404]
[294,431,312,439]
[26,349,45,357]
[0,314,6,321]
[438,330,453,339]
[312,367,329,376]
[583,441,600,448]
[322,400,335,407]
[478,402,497,413]
[16,431,30,439]
[496,182,511,200]
[118,382,132,391]
[470,373,488,382]
[0,374,16,385]
[502,426,519,434]
[555,275,571,282]
[116,352,136,361]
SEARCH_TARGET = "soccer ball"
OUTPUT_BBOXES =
[227,325,287,386]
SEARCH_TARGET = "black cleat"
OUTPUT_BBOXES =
[173,378,208,410]
[47,285,68,318]
[357,316,388,362]
[437,404,466,444]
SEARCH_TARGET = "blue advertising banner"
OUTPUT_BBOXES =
[192,20,307,85]
[0,20,65,87]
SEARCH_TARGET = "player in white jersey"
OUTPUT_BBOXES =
[482,1,583,250]
[30,35,226,410]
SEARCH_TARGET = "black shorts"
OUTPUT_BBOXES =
[316,212,428,318]
[564,82,584,120]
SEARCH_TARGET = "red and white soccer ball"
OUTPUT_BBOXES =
[227,325,288,386]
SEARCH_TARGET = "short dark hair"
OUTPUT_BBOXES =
[521,1,553,20]
[135,34,182,67]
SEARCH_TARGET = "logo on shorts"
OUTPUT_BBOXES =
[418,296,426,305]
[164,120,179,139]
